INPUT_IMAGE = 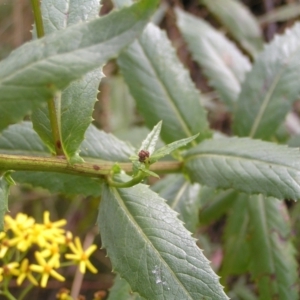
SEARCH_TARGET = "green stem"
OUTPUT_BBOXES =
[18,284,34,300]
[30,0,64,156]
[30,0,44,38]
[0,154,182,178]
[107,170,146,188]
[2,280,17,300]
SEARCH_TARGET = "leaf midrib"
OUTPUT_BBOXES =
[248,44,300,138]
[111,186,194,299]
[185,152,300,173]
[136,28,197,147]
[0,12,142,87]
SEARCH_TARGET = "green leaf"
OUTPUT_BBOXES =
[98,175,228,300]
[0,122,49,156]
[12,171,101,197]
[108,275,145,300]
[31,104,55,154]
[247,195,298,299]
[151,174,201,233]
[32,0,103,162]
[39,0,101,33]
[199,189,237,225]
[139,121,162,154]
[184,137,300,200]
[138,166,159,178]
[200,0,263,57]
[60,67,102,163]
[0,122,132,196]
[233,23,300,139]
[0,173,11,231]
[80,125,135,162]
[117,23,211,145]
[175,8,251,111]
[259,3,300,25]
[0,122,135,162]
[221,194,250,277]
[0,0,158,131]
[151,134,199,164]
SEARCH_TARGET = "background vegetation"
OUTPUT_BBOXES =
[2,0,300,299]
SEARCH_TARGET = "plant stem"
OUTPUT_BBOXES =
[18,283,34,300]
[2,282,17,300]
[107,170,146,188]
[30,0,44,38]
[30,0,64,156]
[0,154,182,178]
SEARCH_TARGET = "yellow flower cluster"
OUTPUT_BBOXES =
[0,211,98,291]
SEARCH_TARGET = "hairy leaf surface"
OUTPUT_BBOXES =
[175,8,251,110]
[0,0,158,131]
[247,195,298,299]
[98,176,228,299]
[184,137,300,200]
[117,23,211,145]
[233,23,300,139]
[201,0,263,57]
[32,0,103,162]
[151,174,201,233]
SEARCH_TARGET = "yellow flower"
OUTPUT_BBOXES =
[65,237,98,274]
[2,262,19,277]
[56,288,73,300]
[30,252,65,288]
[4,213,35,252]
[16,258,38,286]
[41,211,67,244]
[0,232,10,258]
[43,211,66,232]
[5,213,35,233]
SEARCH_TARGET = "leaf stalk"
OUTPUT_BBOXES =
[30,0,64,156]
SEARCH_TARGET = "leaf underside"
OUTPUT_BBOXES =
[185,137,300,200]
